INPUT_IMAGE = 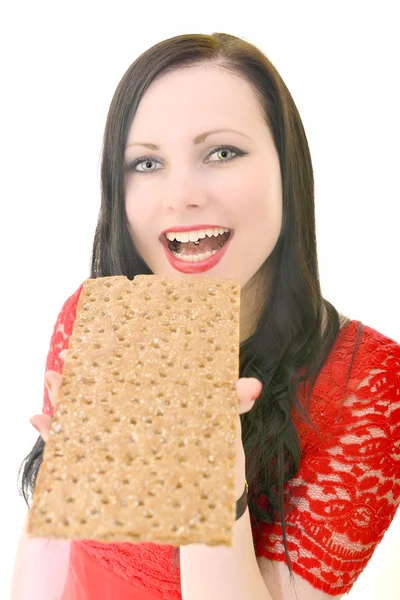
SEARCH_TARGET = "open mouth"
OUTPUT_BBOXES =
[163,230,232,263]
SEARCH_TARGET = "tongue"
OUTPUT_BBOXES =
[174,232,229,256]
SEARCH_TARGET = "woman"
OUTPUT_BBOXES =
[14,32,400,599]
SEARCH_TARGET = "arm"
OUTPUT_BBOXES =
[12,286,84,599]
[179,503,344,600]
[11,515,71,600]
[180,504,273,600]
[256,556,343,600]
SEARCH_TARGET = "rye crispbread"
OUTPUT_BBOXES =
[27,275,240,547]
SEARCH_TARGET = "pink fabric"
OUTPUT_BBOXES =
[39,280,400,598]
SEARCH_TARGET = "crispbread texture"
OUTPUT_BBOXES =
[27,275,240,547]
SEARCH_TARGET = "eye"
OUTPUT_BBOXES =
[128,157,161,175]
[207,145,240,163]
[125,145,246,176]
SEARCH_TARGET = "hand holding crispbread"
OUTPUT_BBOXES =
[27,275,261,548]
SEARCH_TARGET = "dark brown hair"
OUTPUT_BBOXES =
[19,32,363,589]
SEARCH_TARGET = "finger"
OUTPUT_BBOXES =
[236,377,262,415]
[44,370,63,408]
[30,414,53,443]
[59,349,68,362]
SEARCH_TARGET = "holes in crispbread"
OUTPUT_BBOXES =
[42,277,238,543]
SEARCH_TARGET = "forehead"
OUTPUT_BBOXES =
[127,65,265,139]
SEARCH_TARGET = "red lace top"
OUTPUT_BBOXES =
[40,281,400,599]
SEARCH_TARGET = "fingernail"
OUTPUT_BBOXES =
[251,382,262,401]
[44,377,52,391]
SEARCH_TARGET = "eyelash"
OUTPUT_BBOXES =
[125,145,245,175]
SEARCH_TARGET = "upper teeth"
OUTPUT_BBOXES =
[165,227,230,243]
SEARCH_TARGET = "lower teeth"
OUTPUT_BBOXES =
[171,244,225,262]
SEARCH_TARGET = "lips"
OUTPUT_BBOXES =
[160,230,234,274]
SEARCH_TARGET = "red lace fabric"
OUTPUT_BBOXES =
[42,281,400,598]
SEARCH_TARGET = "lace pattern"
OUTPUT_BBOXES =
[41,282,400,597]
[251,323,400,595]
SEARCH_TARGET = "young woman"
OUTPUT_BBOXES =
[14,32,400,600]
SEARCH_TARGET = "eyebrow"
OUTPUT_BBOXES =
[125,129,251,151]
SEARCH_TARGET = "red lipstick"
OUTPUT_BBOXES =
[160,229,233,274]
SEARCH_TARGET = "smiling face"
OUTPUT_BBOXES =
[124,64,283,341]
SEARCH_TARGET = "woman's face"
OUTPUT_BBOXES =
[124,65,282,340]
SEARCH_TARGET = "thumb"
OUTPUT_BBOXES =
[30,414,52,442]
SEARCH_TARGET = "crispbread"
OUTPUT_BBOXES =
[27,274,241,547]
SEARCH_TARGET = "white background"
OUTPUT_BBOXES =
[6,2,400,598]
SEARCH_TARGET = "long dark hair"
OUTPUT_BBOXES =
[19,32,363,588]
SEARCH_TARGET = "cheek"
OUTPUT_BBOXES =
[228,175,281,227]
[248,161,282,223]
[124,192,154,237]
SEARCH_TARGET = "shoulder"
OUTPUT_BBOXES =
[43,280,88,415]
[353,321,400,437]
[335,319,399,364]
[317,319,399,431]
[312,319,399,398]
[356,320,400,366]
[347,321,400,407]
[47,279,89,361]
[53,280,88,335]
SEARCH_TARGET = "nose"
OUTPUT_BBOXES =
[161,172,209,212]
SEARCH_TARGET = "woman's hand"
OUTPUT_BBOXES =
[234,378,262,498]
[30,352,262,500]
